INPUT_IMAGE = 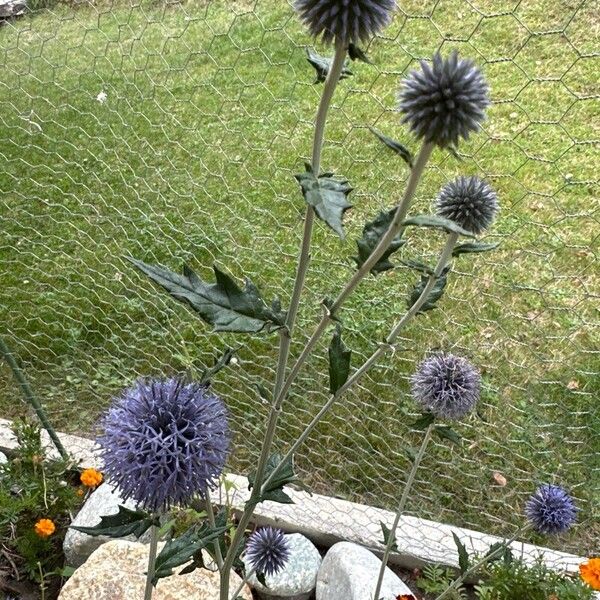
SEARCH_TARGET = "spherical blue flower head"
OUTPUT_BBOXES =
[436,176,499,235]
[525,484,577,535]
[98,378,230,513]
[294,0,397,46]
[399,51,489,148]
[245,527,290,577]
[411,354,481,420]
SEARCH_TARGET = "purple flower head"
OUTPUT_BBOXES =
[294,0,397,46]
[245,527,290,577]
[411,354,481,420]
[525,484,577,535]
[399,51,489,148]
[436,176,499,235]
[98,378,230,513]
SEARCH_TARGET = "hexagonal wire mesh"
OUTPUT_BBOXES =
[0,0,598,557]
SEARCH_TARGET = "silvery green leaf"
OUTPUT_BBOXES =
[452,241,500,256]
[306,48,353,83]
[354,207,406,274]
[128,259,285,333]
[295,163,353,238]
[369,127,413,168]
[328,324,351,394]
[348,43,372,63]
[199,346,239,385]
[248,453,308,506]
[402,214,475,238]
[71,505,155,539]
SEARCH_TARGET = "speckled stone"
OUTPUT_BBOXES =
[316,541,413,600]
[63,481,151,567]
[245,533,321,600]
[58,540,252,600]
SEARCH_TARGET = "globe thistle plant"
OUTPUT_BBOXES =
[525,484,578,535]
[98,378,230,513]
[436,176,498,235]
[399,51,489,148]
[294,0,397,45]
[245,527,290,577]
[411,354,481,420]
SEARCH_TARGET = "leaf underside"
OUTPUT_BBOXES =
[407,269,450,313]
[128,259,285,333]
[452,241,500,256]
[71,505,154,539]
[295,163,353,239]
[328,324,351,394]
[435,425,461,445]
[402,214,475,238]
[369,127,413,168]
[354,207,405,275]
[306,48,353,83]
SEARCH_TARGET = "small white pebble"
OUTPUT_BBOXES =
[96,91,108,104]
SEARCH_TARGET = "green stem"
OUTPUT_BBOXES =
[218,39,349,600]
[0,336,68,460]
[373,424,434,600]
[205,490,223,570]
[261,228,456,494]
[144,523,159,600]
[434,525,531,600]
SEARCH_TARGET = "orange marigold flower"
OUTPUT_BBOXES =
[396,595,416,600]
[80,468,103,488]
[580,557,600,591]
[34,518,56,538]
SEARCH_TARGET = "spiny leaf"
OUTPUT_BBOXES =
[71,505,155,539]
[348,43,372,63]
[447,145,463,162]
[257,572,268,587]
[411,413,435,429]
[402,215,475,238]
[400,259,434,276]
[369,127,413,168]
[379,521,398,551]
[306,48,353,83]
[434,425,461,445]
[248,453,309,506]
[354,207,406,275]
[452,532,470,574]
[486,542,514,566]
[452,241,500,256]
[199,346,240,385]
[128,259,285,333]
[328,324,351,394]
[152,522,228,583]
[295,163,353,239]
[407,270,450,314]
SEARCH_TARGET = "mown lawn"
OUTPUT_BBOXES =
[1,0,598,554]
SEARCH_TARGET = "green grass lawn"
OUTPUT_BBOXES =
[1,0,598,555]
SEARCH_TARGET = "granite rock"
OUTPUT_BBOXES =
[245,533,321,600]
[63,481,151,567]
[58,540,252,600]
[316,541,413,600]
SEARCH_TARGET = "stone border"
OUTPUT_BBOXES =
[1,418,595,590]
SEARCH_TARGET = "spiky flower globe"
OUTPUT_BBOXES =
[436,176,499,235]
[525,484,577,535]
[245,527,290,577]
[411,354,481,420]
[98,378,230,513]
[294,0,396,45]
[399,51,489,148]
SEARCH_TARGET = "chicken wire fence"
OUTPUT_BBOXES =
[1,0,598,557]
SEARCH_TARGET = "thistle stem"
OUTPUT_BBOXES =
[0,336,68,460]
[144,523,159,600]
[218,40,348,600]
[434,525,532,600]
[229,567,255,600]
[205,490,223,570]
[373,423,434,600]
[261,225,455,495]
